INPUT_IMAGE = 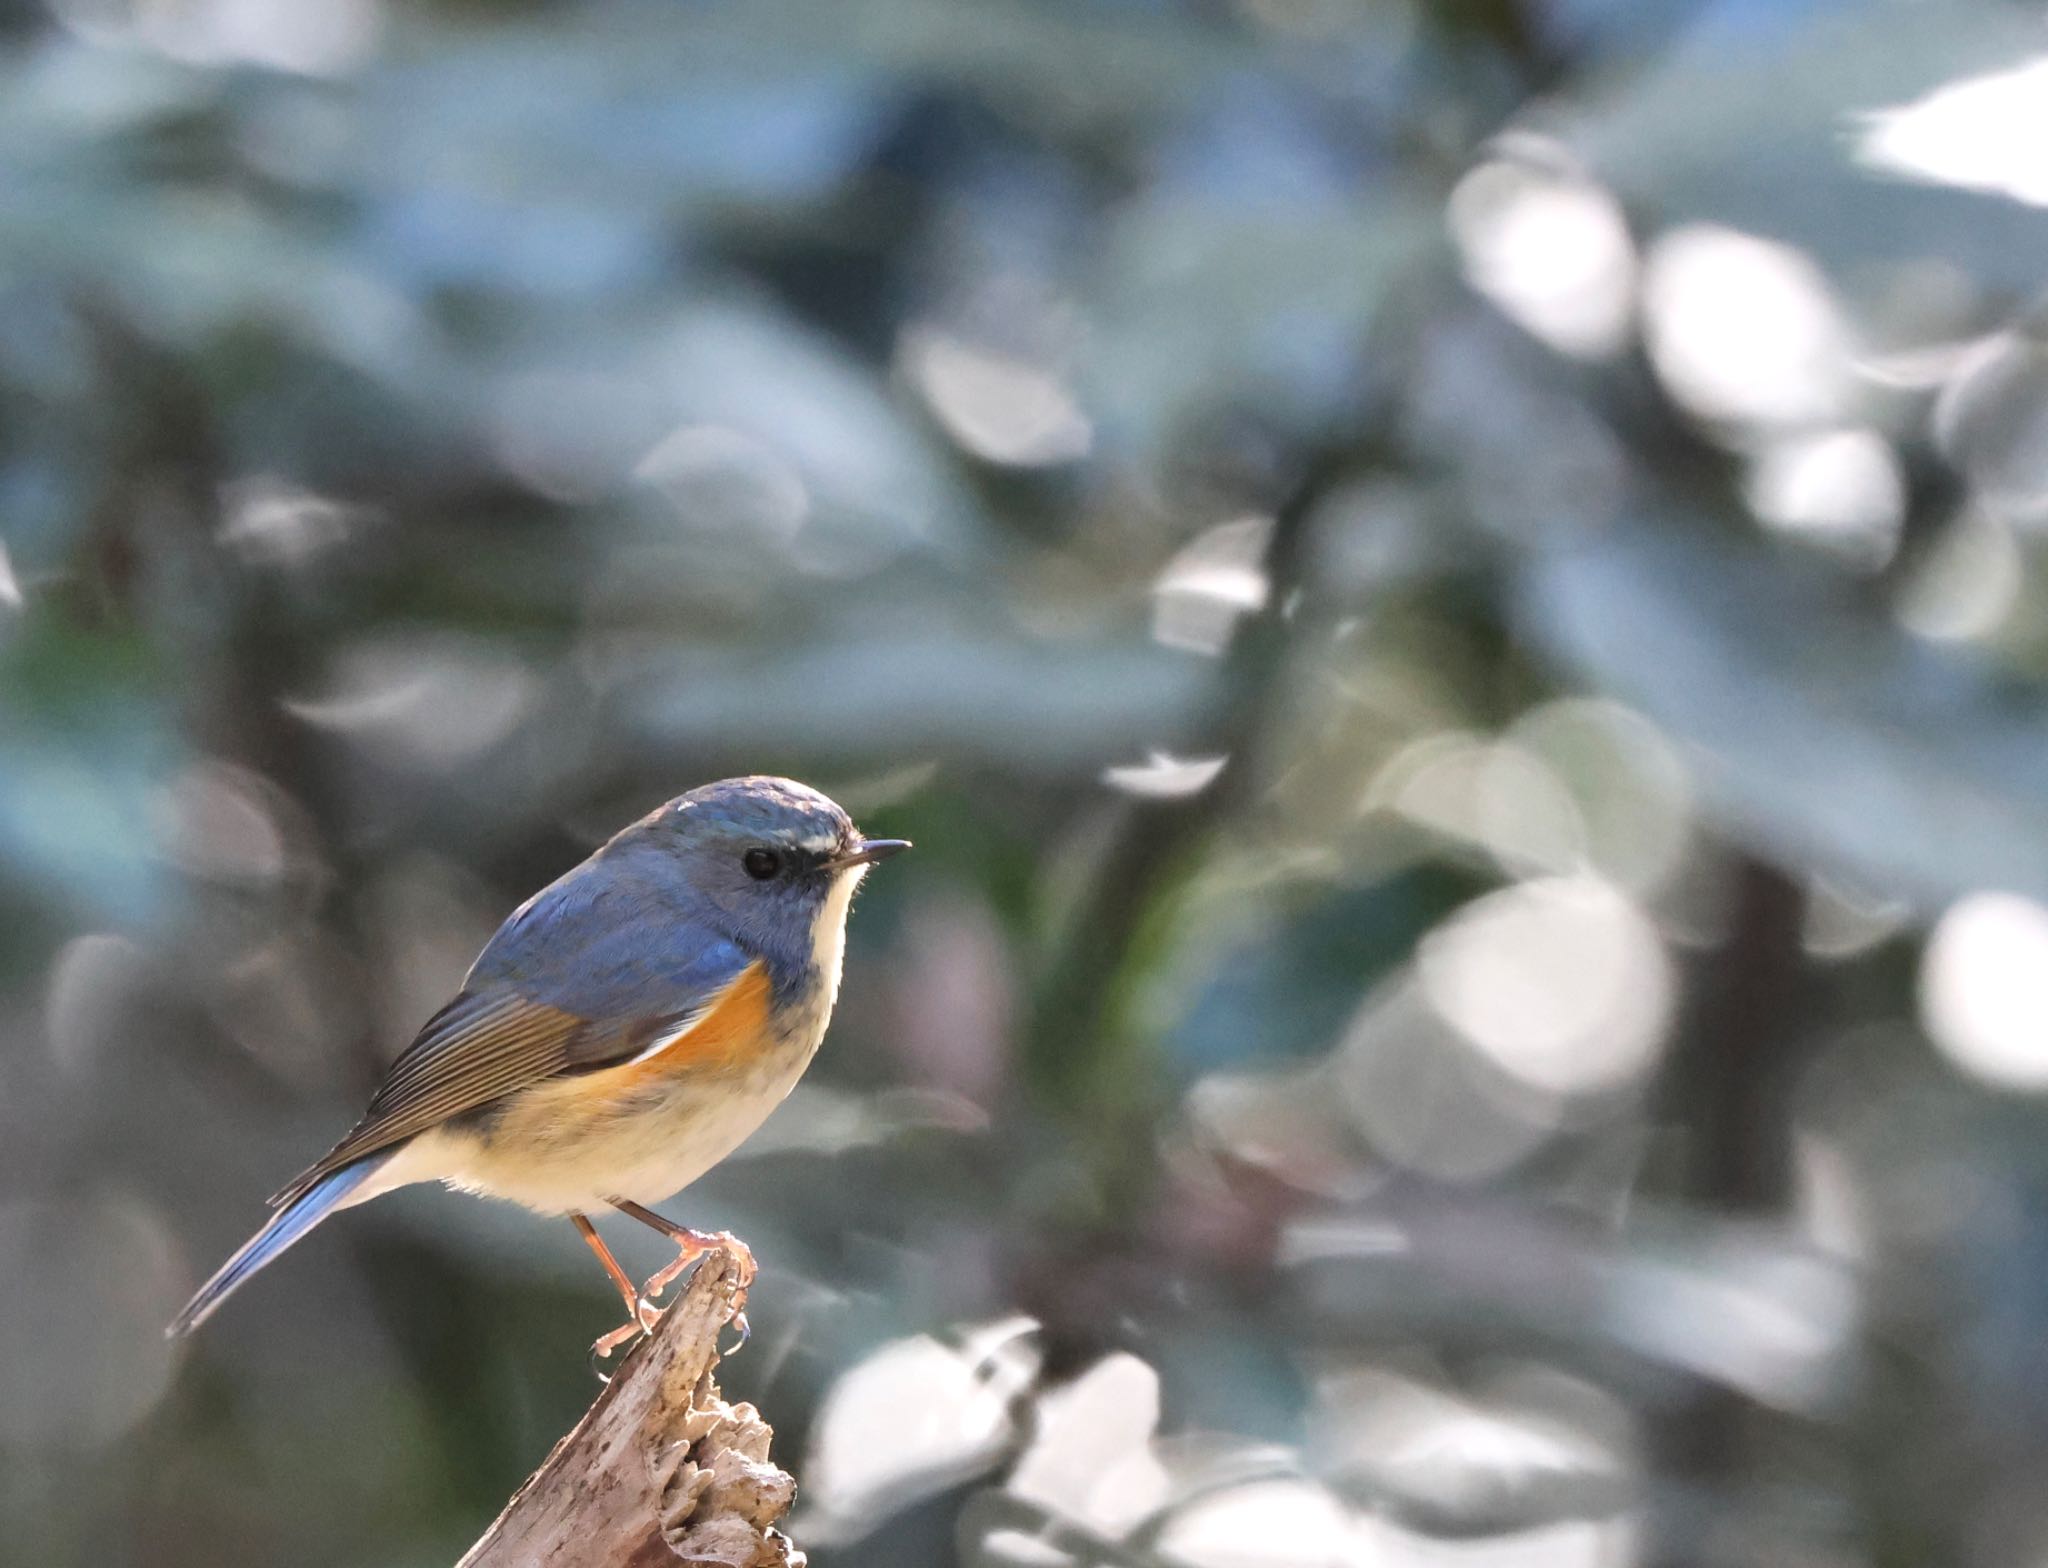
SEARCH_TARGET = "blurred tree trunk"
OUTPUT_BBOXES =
[1649,857,1809,1568]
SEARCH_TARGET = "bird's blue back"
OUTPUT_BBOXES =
[470,845,747,1015]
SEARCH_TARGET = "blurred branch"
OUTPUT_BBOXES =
[1025,433,1365,1116]
[458,1254,801,1568]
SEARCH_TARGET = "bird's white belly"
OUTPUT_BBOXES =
[390,1028,821,1214]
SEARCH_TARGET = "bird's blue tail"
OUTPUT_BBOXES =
[167,1153,389,1337]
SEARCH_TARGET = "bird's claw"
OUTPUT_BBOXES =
[721,1307,752,1356]
[714,1232,759,1288]
[588,1318,645,1382]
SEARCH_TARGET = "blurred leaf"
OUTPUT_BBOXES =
[1518,521,2048,910]
[0,620,174,928]
[1570,0,2048,287]
[1162,864,1485,1075]
[1086,191,1439,457]
[626,626,1209,773]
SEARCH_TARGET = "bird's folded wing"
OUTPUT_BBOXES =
[269,955,760,1206]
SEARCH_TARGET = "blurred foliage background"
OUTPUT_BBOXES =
[9,0,2048,1564]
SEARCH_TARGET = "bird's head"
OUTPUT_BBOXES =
[629,776,909,966]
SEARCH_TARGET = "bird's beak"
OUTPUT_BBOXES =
[826,837,912,871]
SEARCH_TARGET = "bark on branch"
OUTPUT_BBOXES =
[458,1252,801,1568]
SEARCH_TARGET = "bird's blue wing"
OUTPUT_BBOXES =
[271,855,754,1205]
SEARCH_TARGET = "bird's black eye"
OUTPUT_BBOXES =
[742,847,781,881]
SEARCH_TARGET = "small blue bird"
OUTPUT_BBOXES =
[168,776,908,1354]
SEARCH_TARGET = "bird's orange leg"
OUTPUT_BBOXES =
[610,1198,756,1346]
[573,1212,659,1362]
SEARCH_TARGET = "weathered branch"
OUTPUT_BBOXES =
[459,1253,801,1568]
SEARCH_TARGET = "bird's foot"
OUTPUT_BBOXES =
[588,1231,757,1380]
[640,1228,756,1304]
[637,1230,756,1355]
[588,1288,666,1380]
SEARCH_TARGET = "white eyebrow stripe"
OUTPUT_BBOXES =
[795,829,844,853]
